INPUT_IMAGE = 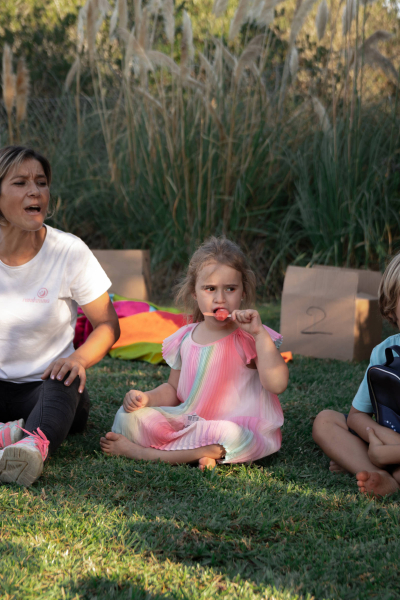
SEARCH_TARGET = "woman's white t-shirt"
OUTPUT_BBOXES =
[0,225,111,383]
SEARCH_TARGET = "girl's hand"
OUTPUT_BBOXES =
[231,309,263,337]
[42,357,87,393]
[123,390,150,413]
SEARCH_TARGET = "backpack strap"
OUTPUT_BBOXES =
[384,345,400,365]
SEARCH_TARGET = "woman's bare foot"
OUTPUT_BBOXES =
[329,460,349,474]
[198,457,217,471]
[356,470,399,497]
[100,432,147,459]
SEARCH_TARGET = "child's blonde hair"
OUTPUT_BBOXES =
[175,236,256,322]
[379,253,400,327]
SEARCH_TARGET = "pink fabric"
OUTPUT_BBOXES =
[112,324,284,464]
[74,301,152,348]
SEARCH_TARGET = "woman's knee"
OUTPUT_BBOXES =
[312,409,346,443]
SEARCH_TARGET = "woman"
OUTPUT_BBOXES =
[0,146,120,486]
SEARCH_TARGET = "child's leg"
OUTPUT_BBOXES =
[100,431,224,466]
[313,410,399,496]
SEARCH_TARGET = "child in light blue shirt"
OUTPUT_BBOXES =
[313,255,400,498]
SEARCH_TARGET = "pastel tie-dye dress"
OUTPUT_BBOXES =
[112,323,284,463]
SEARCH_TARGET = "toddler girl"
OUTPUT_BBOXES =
[100,237,288,469]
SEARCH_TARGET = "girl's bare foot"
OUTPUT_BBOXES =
[356,470,399,497]
[100,432,147,459]
[198,457,217,471]
[329,460,349,474]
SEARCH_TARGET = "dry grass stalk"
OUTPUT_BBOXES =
[138,6,149,50]
[65,55,80,90]
[257,0,276,28]
[109,1,119,39]
[289,46,299,80]
[162,0,175,46]
[181,11,194,78]
[149,0,162,15]
[118,0,128,31]
[229,0,249,41]
[2,44,15,116]
[363,30,393,50]
[212,0,229,18]
[234,34,264,83]
[213,38,237,70]
[124,28,153,78]
[147,49,180,75]
[77,7,86,52]
[99,0,111,14]
[16,57,29,126]
[290,0,318,44]
[2,43,16,142]
[134,0,142,32]
[363,47,399,86]
[316,0,328,41]
[87,0,99,62]
[199,52,218,89]
[342,0,356,37]
[248,0,265,22]
[311,96,331,131]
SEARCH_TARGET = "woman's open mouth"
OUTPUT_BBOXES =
[25,205,42,214]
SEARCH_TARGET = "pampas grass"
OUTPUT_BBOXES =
[229,0,249,41]
[181,11,194,78]
[311,96,331,131]
[212,0,229,18]
[316,0,328,41]
[15,57,29,143]
[289,46,299,81]
[342,0,356,37]
[257,0,276,28]
[118,0,129,32]
[2,43,16,143]
[162,0,174,48]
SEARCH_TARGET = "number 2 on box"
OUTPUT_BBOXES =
[301,306,333,335]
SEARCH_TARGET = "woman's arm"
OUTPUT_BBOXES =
[123,369,181,412]
[42,292,120,392]
[232,309,289,395]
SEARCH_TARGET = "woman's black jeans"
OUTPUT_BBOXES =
[0,377,90,456]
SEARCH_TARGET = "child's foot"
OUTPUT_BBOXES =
[100,432,147,459]
[366,427,386,468]
[356,470,399,497]
[198,457,217,471]
[329,460,349,474]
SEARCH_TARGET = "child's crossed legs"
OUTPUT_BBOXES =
[312,410,400,497]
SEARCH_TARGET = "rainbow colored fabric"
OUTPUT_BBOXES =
[111,323,284,463]
[74,296,187,364]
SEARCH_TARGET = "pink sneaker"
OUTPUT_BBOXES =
[0,428,50,487]
[0,419,25,449]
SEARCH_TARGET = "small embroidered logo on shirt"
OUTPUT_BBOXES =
[37,288,48,298]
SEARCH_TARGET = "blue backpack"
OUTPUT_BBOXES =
[368,345,400,433]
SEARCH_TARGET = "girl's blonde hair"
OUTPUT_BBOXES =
[379,253,400,327]
[0,146,52,225]
[175,236,257,322]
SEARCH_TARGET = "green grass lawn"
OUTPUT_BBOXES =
[1,306,400,600]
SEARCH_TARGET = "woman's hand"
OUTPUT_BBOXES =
[42,356,87,393]
[231,309,263,337]
[123,390,150,413]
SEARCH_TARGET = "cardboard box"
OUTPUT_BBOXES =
[280,265,382,361]
[92,250,151,300]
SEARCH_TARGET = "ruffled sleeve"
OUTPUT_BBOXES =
[234,325,283,364]
[162,324,195,369]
